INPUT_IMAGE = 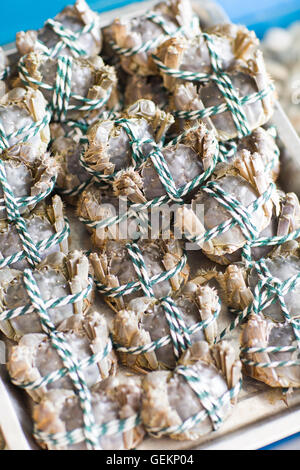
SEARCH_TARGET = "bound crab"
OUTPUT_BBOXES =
[7,311,117,402]
[0,151,57,219]
[81,99,174,184]
[154,26,275,140]
[217,248,300,388]
[216,126,280,183]
[76,183,131,244]
[89,237,189,313]
[141,340,242,440]
[217,243,300,314]
[175,150,278,263]
[0,194,69,271]
[209,190,300,265]
[32,375,145,450]
[242,313,300,388]
[16,0,102,59]
[103,0,200,76]
[112,279,219,372]
[0,250,92,341]
[155,24,259,91]
[0,87,50,163]
[112,120,218,204]
[50,122,91,204]
[0,432,5,450]
[18,52,118,122]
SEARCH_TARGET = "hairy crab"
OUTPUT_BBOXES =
[0,195,69,271]
[0,87,50,163]
[104,0,200,76]
[32,375,145,449]
[16,0,102,59]
[175,151,277,262]
[0,250,92,340]
[7,311,117,401]
[112,280,219,372]
[155,26,275,140]
[141,340,241,440]
[89,237,189,312]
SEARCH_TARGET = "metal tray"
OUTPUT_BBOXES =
[1,0,300,451]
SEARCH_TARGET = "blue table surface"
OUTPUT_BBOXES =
[2,0,300,451]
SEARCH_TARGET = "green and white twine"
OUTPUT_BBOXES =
[239,258,300,370]
[0,158,67,269]
[37,18,97,58]
[0,109,51,152]
[22,268,99,449]
[114,296,220,361]
[152,32,274,139]
[146,365,241,437]
[95,241,187,299]
[4,269,132,449]
[18,54,113,122]
[106,240,218,362]
[109,11,199,58]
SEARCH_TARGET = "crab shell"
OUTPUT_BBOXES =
[0,250,92,341]
[83,99,174,180]
[32,376,145,450]
[89,238,189,312]
[170,51,275,141]
[77,176,191,245]
[215,126,280,182]
[219,252,300,319]
[242,314,300,388]
[50,122,90,205]
[209,190,300,265]
[112,121,217,204]
[16,0,102,58]
[124,75,169,109]
[156,24,259,92]
[19,52,118,121]
[0,87,50,163]
[175,151,276,259]
[141,340,241,440]
[0,194,68,271]
[0,429,5,450]
[76,183,129,243]
[7,311,117,402]
[105,0,200,76]
[0,47,9,97]
[112,282,219,372]
[0,152,57,219]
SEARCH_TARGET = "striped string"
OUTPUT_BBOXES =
[240,258,300,370]
[0,110,51,152]
[18,54,113,121]
[113,298,220,359]
[23,269,99,449]
[109,11,198,58]
[152,32,273,136]
[145,366,242,437]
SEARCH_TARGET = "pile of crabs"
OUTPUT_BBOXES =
[0,0,299,451]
